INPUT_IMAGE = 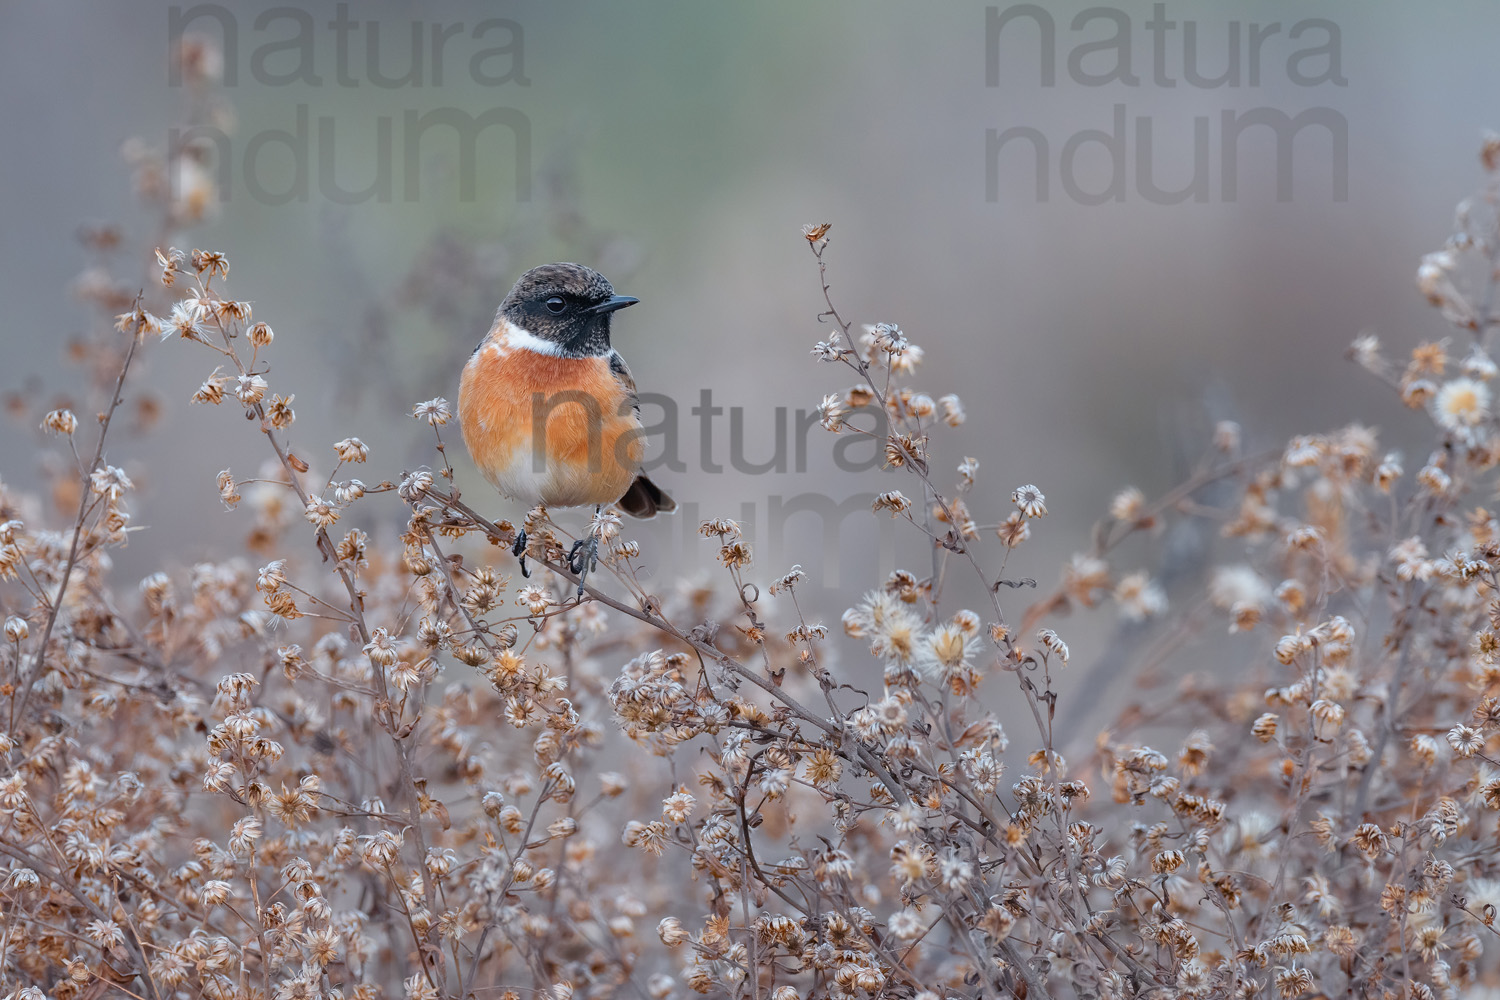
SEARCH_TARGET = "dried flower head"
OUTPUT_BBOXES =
[413,397,452,426]
[1013,484,1047,518]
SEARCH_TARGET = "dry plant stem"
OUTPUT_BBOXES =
[29,888,142,993]
[424,534,498,659]
[0,839,162,1000]
[14,301,145,726]
[463,779,555,988]
[1352,617,1416,821]
[813,241,1037,683]
[812,238,1190,992]
[194,291,446,992]
[415,484,911,803]
[812,240,1042,684]
[814,238,1094,924]
[996,936,1052,1000]
[244,845,275,999]
[824,238,1313,982]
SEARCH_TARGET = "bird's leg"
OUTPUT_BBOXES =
[567,505,602,597]
[512,526,530,578]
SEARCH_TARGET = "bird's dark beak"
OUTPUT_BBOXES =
[587,295,639,315]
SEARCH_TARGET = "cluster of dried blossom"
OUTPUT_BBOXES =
[11,33,1500,1000]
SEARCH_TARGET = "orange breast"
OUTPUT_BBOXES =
[458,330,643,508]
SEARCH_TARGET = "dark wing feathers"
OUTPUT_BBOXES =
[618,474,675,518]
[608,351,675,517]
[608,350,639,414]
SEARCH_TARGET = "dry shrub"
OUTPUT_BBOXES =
[8,39,1500,1000]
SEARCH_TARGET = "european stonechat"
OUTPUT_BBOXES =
[457,263,674,588]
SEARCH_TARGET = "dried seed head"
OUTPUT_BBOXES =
[334,437,369,463]
[41,409,77,435]
[412,397,451,426]
[1035,628,1069,664]
[266,393,295,429]
[1252,713,1279,742]
[193,369,229,405]
[1012,484,1047,518]
[303,496,340,529]
[235,373,268,405]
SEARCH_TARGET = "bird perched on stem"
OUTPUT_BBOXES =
[458,263,674,592]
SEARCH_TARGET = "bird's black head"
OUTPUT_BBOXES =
[497,262,638,358]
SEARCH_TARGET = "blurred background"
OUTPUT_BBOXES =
[2,0,1497,732]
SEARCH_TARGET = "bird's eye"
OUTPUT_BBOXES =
[545,296,567,314]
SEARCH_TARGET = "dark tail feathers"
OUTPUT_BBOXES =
[618,475,676,518]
